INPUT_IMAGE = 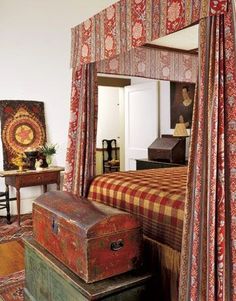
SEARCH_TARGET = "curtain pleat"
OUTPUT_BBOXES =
[63,63,98,196]
[179,1,236,300]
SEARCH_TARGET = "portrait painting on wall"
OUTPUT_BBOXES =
[170,82,195,129]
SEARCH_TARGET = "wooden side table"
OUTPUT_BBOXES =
[0,167,64,226]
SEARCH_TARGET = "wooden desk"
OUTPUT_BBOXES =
[0,167,64,226]
[136,159,187,170]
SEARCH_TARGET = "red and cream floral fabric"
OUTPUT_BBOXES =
[179,1,236,300]
[71,0,227,67]
[65,47,197,198]
[64,46,197,197]
[64,0,236,298]
[63,63,98,196]
[97,46,198,83]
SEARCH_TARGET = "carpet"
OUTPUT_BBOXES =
[0,215,32,300]
[0,214,33,243]
[0,271,24,301]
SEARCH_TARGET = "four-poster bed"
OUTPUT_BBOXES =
[88,167,187,252]
[63,0,236,300]
[88,167,187,299]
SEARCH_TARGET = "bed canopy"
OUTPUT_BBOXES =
[70,0,227,66]
[63,0,236,300]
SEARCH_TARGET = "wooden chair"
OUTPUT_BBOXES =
[0,187,11,224]
[102,139,120,173]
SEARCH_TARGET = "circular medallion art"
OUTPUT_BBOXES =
[15,124,34,145]
[2,112,46,154]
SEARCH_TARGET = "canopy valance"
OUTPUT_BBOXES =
[97,46,198,82]
[71,0,227,67]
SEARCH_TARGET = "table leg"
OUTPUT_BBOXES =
[57,180,60,190]
[43,185,47,193]
[5,184,11,224]
[16,188,21,226]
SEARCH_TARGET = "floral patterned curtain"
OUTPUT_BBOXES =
[179,1,236,299]
[63,63,98,196]
[71,0,227,67]
[65,0,229,198]
[97,46,198,83]
[64,0,236,298]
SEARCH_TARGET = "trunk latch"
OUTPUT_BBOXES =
[52,217,58,234]
[110,239,124,251]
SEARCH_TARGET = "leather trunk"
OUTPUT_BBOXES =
[33,191,142,283]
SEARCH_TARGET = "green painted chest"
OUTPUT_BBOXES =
[24,238,152,301]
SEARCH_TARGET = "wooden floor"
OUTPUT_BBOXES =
[0,241,24,276]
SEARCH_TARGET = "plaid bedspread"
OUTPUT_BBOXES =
[88,167,187,252]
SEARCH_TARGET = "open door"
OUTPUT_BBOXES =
[124,81,159,170]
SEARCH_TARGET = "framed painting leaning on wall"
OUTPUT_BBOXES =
[170,82,195,129]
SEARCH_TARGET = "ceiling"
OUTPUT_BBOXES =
[72,0,119,26]
[149,24,199,51]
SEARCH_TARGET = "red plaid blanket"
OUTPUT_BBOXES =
[88,167,187,251]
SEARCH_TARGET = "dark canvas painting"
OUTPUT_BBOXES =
[170,82,195,129]
[0,100,46,170]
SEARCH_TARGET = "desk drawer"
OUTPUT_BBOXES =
[18,172,59,187]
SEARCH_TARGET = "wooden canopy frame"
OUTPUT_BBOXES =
[64,1,236,300]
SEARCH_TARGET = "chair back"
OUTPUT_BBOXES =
[102,139,118,163]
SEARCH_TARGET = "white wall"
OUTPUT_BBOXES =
[160,81,172,135]
[130,79,190,159]
[0,0,118,215]
[97,87,120,148]
[131,77,158,85]
[98,77,190,168]
[124,81,159,171]
[119,89,125,171]
[132,78,173,136]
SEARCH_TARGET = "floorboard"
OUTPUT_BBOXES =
[0,241,24,276]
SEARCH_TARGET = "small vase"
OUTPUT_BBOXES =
[46,155,53,167]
